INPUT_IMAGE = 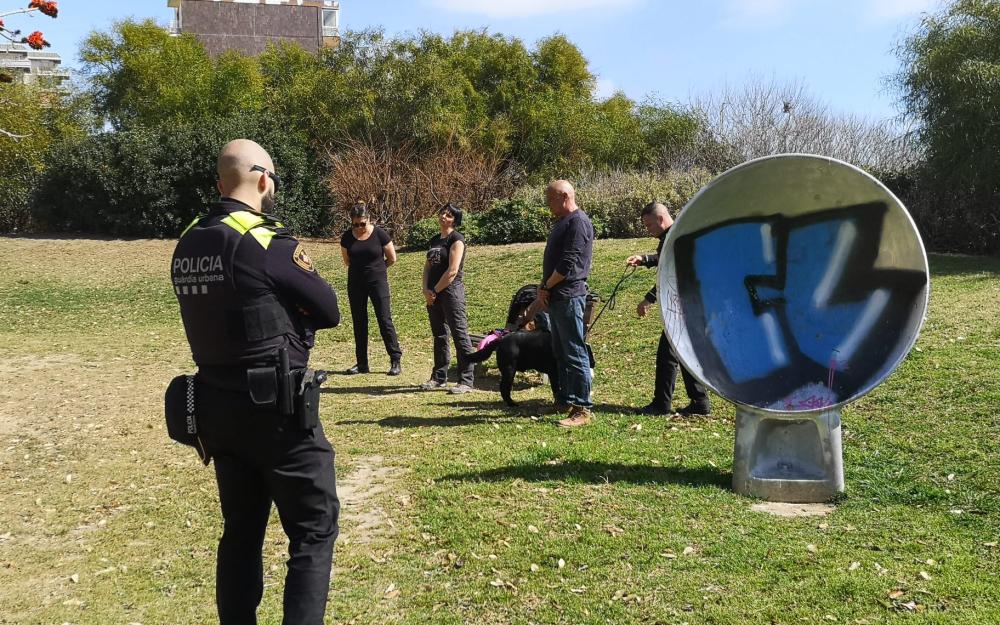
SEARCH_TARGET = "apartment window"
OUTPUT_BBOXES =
[322,8,339,36]
[169,8,180,35]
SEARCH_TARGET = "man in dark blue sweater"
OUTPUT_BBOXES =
[529,180,595,427]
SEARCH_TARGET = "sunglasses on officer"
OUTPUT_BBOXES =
[351,220,368,229]
[249,164,282,192]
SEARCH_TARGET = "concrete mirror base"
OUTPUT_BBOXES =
[732,406,845,503]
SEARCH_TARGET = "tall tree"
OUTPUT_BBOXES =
[0,82,91,231]
[898,0,1000,253]
[79,19,264,128]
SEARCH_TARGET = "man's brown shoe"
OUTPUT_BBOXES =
[558,405,592,427]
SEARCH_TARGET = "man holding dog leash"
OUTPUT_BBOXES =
[528,180,596,427]
[168,139,341,624]
[627,202,712,417]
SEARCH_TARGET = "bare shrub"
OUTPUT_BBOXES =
[679,78,920,176]
[325,138,518,243]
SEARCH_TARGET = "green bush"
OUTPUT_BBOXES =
[407,216,442,248]
[476,199,552,244]
[32,111,333,238]
[0,169,35,233]
[405,212,482,248]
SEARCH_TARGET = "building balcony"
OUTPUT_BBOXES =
[0,59,32,70]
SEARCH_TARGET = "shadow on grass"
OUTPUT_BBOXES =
[929,253,1000,277]
[322,382,638,414]
[321,384,427,396]
[454,397,640,414]
[441,460,730,489]
[335,414,525,428]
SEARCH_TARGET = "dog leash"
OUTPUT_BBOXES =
[587,265,638,333]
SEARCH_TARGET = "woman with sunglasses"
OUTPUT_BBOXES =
[339,201,402,375]
[420,203,475,393]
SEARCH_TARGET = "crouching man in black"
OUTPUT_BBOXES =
[627,202,711,417]
[170,139,341,625]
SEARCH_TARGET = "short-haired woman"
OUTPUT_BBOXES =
[421,203,475,393]
[340,202,402,375]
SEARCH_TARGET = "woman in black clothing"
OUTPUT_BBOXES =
[420,204,475,393]
[340,202,402,375]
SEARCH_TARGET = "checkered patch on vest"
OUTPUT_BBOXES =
[293,244,315,272]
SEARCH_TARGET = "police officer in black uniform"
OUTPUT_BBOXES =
[627,201,711,417]
[171,139,341,625]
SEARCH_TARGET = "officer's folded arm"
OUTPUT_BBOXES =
[266,235,341,329]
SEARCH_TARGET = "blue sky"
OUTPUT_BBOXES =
[29,0,941,121]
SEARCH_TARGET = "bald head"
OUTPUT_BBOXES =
[545,179,578,218]
[640,201,673,237]
[641,201,669,217]
[216,139,276,212]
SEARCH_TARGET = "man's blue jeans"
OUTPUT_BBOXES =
[548,295,592,408]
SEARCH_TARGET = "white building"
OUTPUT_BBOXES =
[0,43,70,86]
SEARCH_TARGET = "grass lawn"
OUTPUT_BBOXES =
[0,236,996,625]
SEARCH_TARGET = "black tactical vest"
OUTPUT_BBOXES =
[172,208,298,367]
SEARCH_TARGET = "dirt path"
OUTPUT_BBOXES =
[337,455,406,546]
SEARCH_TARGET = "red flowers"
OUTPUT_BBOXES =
[23,30,49,50]
[28,0,59,18]
[1,2,58,53]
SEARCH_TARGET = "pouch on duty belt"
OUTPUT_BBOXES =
[164,374,210,465]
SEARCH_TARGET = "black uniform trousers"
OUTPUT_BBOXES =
[427,281,475,386]
[197,380,339,625]
[654,331,709,410]
[347,272,402,369]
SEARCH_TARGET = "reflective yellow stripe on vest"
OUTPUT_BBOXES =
[221,210,266,234]
[179,216,201,238]
[221,210,278,250]
[249,226,277,249]
[181,210,279,249]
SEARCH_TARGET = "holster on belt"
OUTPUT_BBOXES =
[296,368,328,430]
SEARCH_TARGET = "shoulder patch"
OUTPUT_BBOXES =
[292,244,315,272]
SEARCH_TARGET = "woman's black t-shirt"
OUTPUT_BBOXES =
[341,226,391,278]
[426,231,465,290]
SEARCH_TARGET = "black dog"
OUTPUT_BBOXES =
[466,330,559,406]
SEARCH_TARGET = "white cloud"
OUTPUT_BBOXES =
[429,0,641,20]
